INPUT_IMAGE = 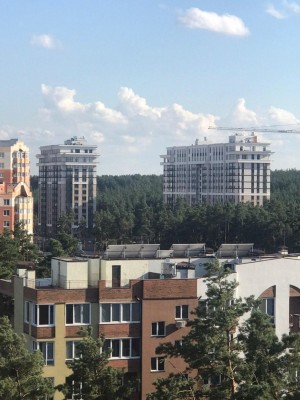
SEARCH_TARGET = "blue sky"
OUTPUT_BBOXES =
[1,0,300,175]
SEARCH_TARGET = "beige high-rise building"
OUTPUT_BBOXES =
[0,139,33,235]
[161,134,272,207]
[36,136,99,237]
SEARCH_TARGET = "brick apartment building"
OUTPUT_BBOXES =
[0,139,33,234]
[1,243,300,399]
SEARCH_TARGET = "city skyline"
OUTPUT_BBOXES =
[1,1,300,175]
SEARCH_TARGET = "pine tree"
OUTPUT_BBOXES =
[148,260,300,399]
[0,316,53,399]
[57,328,136,400]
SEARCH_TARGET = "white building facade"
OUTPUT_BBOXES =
[161,134,272,206]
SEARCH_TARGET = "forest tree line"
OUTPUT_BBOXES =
[31,169,300,253]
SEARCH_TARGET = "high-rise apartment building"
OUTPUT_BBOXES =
[161,134,272,207]
[37,137,99,237]
[0,139,33,234]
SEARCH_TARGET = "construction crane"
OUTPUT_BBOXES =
[208,126,300,134]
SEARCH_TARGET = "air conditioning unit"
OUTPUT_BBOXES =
[175,320,187,328]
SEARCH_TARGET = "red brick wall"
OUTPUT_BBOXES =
[141,279,198,399]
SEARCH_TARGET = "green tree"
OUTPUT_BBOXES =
[148,261,300,400]
[57,211,79,256]
[58,328,136,400]
[151,260,255,400]
[236,309,300,400]
[0,316,53,399]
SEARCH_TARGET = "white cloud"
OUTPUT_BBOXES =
[284,0,300,14]
[3,87,300,174]
[230,98,258,125]
[30,34,61,49]
[178,8,250,36]
[267,1,300,18]
[266,4,286,19]
[268,106,300,124]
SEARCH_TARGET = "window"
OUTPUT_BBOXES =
[260,298,275,323]
[3,210,9,216]
[32,304,54,326]
[103,338,140,359]
[3,221,9,227]
[0,152,4,158]
[66,303,90,325]
[175,305,189,319]
[33,341,54,365]
[66,341,80,360]
[151,357,165,371]
[151,321,165,336]
[100,303,140,323]
[112,265,121,288]
[24,301,30,323]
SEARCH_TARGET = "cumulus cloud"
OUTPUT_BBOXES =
[178,8,250,36]
[268,106,300,124]
[30,34,61,49]
[38,84,219,170]
[230,98,258,125]
[266,4,286,19]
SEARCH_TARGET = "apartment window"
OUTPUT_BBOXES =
[151,357,165,371]
[3,221,9,228]
[175,305,189,319]
[24,301,30,323]
[260,298,275,323]
[66,341,80,360]
[32,304,54,326]
[0,152,4,158]
[151,321,165,336]
[100,303,141,323]
[66,303,90,325]
[33,341,54,365]
[103,338,140,359]
[3,210,9,216]
[112,265,121,288]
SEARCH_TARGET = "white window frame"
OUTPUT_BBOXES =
[33,341,54,366]
[32,304,55,327]
[66,341,81,360]
[3,221,9,227]
[24,301,30,323]
[100,302,141,324]
[103,338,141,359]
[151,321,166,337]
[175,305,189,320]
[65,303,91,325]
[151,357,165,372]
[3,210,9,216]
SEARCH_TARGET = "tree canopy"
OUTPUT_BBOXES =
[57,328,136,400]
[147,261,300,400]
[0,316,53,399]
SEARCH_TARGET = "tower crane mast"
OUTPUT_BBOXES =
[208,126,300,134]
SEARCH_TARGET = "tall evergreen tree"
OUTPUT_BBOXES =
[148,261,300,400]
[57,328,136,400]
[0,316,53,399]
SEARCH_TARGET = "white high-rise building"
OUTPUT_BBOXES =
[161,134,272,207]
[37,136,99,237]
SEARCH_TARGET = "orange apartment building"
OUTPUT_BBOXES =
[0,139,33,234]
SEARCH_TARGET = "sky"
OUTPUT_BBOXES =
[1,1,300,175]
